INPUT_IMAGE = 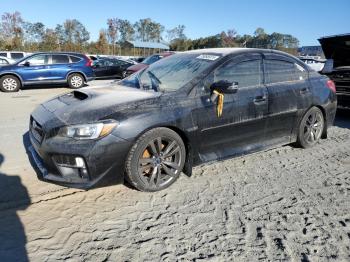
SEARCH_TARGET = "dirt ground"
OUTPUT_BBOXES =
[0,82,349,261]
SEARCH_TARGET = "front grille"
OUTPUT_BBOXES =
[334,81,350,94]
[30,117,45,143]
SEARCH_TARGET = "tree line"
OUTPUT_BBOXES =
[0,11,299,56]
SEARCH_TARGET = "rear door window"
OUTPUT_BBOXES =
[52,55,70,64]
[11,53,24,59]
[265,60,307,84]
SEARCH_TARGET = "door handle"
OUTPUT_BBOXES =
[254,96,266,103]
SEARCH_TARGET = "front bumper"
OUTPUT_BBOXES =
[28,126,132,189]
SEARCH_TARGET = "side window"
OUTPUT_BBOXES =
[0,53,7,57]
[52,55,69,64]
[111,60,122,66]
[105,60,114,66]
[69,56,81,63]
[11,53,24,60]
[265,60,307,84]
[27,54,49,65]
[204,59,262,91]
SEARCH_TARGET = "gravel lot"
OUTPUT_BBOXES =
[0,81,349,261]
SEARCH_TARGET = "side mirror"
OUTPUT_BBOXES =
[23,61,30,67]
[210,80,238,102]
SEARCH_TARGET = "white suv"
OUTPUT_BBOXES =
[0,51,29,61]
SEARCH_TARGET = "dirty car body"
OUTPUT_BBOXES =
[28,48,337,189]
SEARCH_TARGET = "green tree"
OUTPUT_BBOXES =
[134,18,164,42]
[119,19,135,42]
[95,30,109,54]
[40,28,59,51]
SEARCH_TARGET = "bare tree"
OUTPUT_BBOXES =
[107,18,120,55]
[0,11,24,49]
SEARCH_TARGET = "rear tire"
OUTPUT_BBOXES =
[0,75,21,92]
[125,128,186,192]
[68,73,84,89]
[296,107,325,148]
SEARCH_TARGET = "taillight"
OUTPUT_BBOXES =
[85,59,93,67]
[83,55,93,67]
[326,80,336,93]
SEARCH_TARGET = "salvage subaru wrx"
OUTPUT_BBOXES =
[28,48,337,192]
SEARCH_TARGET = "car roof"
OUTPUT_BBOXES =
[30,52,85,56]
[182,48,300,61]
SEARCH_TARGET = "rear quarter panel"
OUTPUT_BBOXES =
[308,71,337,127]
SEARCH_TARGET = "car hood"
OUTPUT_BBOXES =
[127,63,148,72]
[0,64,15,71]
[319,34,350,68]
[39,85,160,125]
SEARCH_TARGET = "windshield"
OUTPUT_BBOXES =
[120,53,221,92]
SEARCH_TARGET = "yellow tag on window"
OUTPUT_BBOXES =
[213,90,224,117]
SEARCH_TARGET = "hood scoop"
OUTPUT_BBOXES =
[72,90,89,100]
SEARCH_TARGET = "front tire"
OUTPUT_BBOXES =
[0,75,21,92]
[121,71,127,79]
[125,128,186,192]
[296,107,325,148]
[68,73,84,89]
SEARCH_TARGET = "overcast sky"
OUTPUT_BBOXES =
[1,0,349,46]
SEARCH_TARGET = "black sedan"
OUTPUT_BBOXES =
[93,58,134,79]
[28,48,337,192]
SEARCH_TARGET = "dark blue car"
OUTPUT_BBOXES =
[0,52,94,92]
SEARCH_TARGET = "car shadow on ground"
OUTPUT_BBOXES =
[334,109,350,129]
[0,153,30,262]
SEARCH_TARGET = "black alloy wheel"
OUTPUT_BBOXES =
[125,128,186,192]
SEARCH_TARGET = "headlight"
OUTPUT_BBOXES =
[58,121,118,140]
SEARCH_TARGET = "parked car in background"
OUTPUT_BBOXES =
[0,51,29,61]
[130,56,145,63]
[0,52,94,92]
[125,51,175,77]
[299,56,325,72]
[93,57,134,79]
[28,48,336,192]
[319,34,350,108]
[0,57,15,65]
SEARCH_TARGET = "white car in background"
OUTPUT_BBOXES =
[0,56,15,65]
[0,51,29,61]
[299,56,326,72]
